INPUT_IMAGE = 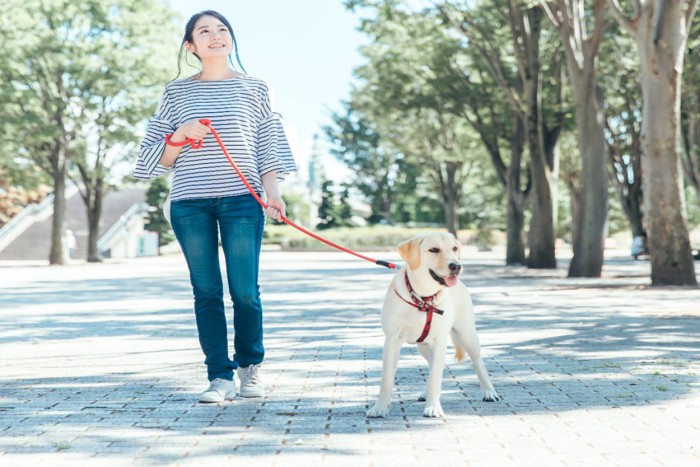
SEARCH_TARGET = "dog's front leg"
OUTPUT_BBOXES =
[422,338,447,418]
[367,336,402,418]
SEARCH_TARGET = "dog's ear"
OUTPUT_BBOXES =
[397,236,423,270]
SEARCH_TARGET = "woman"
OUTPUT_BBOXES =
[135,10,296,403]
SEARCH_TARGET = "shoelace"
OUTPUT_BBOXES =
[244,366,260,385]
[210,378,230,391]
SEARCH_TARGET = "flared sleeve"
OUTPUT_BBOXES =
[257,84,297,180]
[134,88,177,179]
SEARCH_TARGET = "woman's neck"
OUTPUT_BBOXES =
[195,61,240,81]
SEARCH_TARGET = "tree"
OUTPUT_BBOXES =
[325,104,401,224]
[681,14,700,198]
[144,178,175,247]
[317,177,344,230]
[430,3,532,264]
[542,0,610,277]
[347,3,477,235]
[607,0,698,285]
[600,27,645,238]
[439,0,563,268]
[0,0,178,264]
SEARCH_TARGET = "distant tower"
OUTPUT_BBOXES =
[308,134,320,194]
[307,134,323,227]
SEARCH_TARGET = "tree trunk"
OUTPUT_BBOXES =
[568,78,609,277]
[87,185,103,262]
[524,9,557,269]
[49,151,66,265]
[527,154,557,269]
[621,188,645,238]
[443,163,460,236]
[567,180,581,245]
[506,116,527,265]
[637,2,697,285]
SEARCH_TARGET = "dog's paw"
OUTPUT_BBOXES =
[482,388,500,402]
[423,404,445,418]
[417,391,426,402]
[366,404,390,418]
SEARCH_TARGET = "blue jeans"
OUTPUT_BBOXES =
[170,194,265,381]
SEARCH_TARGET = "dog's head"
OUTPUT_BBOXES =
[397,232,462,288]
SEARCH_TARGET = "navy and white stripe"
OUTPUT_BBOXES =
[134,75,297,201]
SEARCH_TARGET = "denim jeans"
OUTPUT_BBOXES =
[170,194,265,381]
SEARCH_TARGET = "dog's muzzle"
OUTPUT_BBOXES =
[430,263,461,287]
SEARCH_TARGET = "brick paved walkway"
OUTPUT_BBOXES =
[1,250,699,466]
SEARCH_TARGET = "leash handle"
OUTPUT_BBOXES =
[164,118,213,149]
[173,119,397,270]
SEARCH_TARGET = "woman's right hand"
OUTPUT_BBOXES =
[171,119,211,143]
[160,119,211,167]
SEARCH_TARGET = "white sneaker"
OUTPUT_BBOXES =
[237,364,265,398]
[198,378,236,403]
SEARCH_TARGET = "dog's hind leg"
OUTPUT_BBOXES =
[451,327,500,402]
[367,336,402,418]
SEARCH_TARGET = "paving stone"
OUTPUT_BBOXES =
[1,250,698,465]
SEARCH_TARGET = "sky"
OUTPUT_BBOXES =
[165,0,368,184]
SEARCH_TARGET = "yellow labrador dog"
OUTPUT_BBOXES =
[367,232,499,418]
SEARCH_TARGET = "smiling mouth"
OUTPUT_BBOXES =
[429,269,447,286]
[429,269,460,287]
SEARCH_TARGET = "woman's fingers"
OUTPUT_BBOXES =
[183,120,211,140]
[266,206,285,221]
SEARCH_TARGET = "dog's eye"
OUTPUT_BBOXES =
[453,246,458,252]
[429,248,440,253]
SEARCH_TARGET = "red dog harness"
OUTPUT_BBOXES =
[394,271,445,343]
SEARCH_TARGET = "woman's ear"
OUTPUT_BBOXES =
[397,236,424,270]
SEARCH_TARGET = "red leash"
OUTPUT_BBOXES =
[166,119,398,270]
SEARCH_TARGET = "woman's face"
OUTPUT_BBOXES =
[185,15,233,61]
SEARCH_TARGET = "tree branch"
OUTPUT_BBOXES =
[686,0,698,26]
[587,0,609,60]
[605,0,637,34]
[540,1,561,29]
[436,2,525,118]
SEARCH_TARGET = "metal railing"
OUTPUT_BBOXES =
[0,194,55,252]
[97,202,150,253]
[0,184,80,253]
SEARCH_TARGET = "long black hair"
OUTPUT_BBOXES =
[175,10,247,79]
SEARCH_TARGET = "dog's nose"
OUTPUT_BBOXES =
[449,262,462,273]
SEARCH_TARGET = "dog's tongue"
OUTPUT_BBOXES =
[445,276,459,287]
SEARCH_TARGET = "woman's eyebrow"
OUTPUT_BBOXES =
[196,23,226,31]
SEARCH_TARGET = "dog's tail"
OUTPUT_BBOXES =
[451,335,466,362]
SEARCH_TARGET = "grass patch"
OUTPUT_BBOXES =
[263,225,447,250]
[592,361,622,369]
[52,441,71,451]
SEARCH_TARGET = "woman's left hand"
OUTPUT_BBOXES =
[265,195,286,222]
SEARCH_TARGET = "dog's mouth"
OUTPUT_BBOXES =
[430,269,459,287]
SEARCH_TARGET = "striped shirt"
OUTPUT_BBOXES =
[134,75,297,201]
